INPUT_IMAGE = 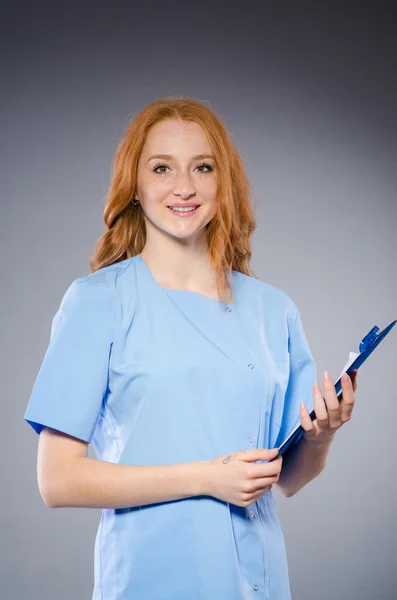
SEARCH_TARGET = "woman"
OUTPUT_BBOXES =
[24,97,358,600]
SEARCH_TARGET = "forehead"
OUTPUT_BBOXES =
[142,119,211,153]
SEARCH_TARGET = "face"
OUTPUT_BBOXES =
[135,118,218,245]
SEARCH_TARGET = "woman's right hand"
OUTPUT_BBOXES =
[204,448,282,507]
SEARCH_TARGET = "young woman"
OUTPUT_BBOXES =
[24,97,357,600]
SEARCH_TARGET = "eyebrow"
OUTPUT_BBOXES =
[146,154,215,163]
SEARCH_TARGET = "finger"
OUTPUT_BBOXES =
[248,476,279,493]
[339,370,358,399]
[340,373,356,424]
[240,448,279,463]
[244,484,273,503]
[323,371,340,430]
[229,448,278,465]
[300,393,316,436]
[349,369,358,392]
[312,378,329,431]
[249,458,283,479]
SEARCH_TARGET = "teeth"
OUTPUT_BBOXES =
[169,206,198,212]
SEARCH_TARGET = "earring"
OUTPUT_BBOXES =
[132,198,139,206]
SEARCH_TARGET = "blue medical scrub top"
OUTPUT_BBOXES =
[24,253,316,600]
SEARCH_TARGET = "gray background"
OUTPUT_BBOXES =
[2,1,396,599]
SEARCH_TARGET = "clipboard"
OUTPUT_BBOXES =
[269,319,396,461]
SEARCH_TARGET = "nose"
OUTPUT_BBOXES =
[172,170,196,199]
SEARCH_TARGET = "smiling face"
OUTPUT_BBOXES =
[135,118,218,245]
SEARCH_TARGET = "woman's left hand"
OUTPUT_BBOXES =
[300,370,358,443]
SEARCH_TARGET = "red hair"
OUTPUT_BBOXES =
[90,96,258,302]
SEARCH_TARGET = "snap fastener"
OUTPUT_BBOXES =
[225,306,232,312]
[253,584,260,591]
[248,363,254,369]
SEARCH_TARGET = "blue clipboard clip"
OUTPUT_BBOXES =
[360,326,381,353]
[270,319,397,461]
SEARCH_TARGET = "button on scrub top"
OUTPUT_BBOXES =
[23,253,316,600]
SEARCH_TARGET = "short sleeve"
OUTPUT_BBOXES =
[23,278,115,443]
[275,306,317,449]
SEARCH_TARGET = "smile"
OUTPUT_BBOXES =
[167,206,200,217]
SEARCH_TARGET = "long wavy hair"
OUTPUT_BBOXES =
[90,96,258,302]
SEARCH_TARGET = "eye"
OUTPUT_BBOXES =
[152,162,214,174]
[196,162,213,173]
[152,163,169,174]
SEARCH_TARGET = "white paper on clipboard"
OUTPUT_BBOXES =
[335,351,360,384]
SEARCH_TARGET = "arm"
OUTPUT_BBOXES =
[37,425,208,509]
[275,434,334,498]
[46,456,209,509]
[275,370,357,498]
[39,425,208,509]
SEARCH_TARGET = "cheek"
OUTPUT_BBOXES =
[139,183,169,209]
[146,178,168,196]
[201,176,217,195]
[199,180,218,207]
[206,203,218,221]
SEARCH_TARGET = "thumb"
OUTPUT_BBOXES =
[239,447,279,463]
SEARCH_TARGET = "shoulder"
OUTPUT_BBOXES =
[58,256,136,320]
[78,256,135,293]
[235,271,299,324]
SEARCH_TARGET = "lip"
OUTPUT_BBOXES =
[167,203,200,208]
[167,205,200,217]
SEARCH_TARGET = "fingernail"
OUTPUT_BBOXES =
[324,371,330,380]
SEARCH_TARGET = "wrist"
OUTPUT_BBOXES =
[192,459,213,496]
[303,431,336,448]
